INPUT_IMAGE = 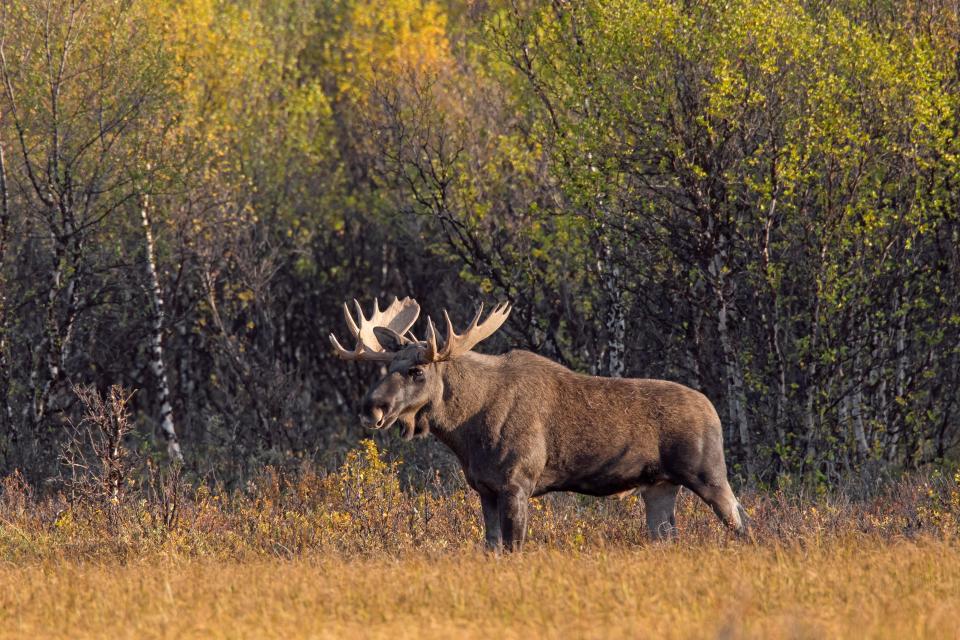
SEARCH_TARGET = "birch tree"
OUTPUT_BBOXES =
[0,0,171,458]
[139,190,182,462]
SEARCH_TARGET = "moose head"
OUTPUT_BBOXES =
[329,297,511,439]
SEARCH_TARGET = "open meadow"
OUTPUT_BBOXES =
[1,441,958,639]
[1,542,959,639]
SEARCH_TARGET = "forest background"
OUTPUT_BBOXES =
[0,0,959,492]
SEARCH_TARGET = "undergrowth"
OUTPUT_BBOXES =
[0,437,957,562]
[0,386,957,562]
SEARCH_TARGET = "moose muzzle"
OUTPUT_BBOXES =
[360,407,386,429]
[360,391,394,429]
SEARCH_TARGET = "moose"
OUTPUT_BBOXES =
[330,296,749,550]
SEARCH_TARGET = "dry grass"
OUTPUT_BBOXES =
[0,542,957,639]
[0,439,958,638]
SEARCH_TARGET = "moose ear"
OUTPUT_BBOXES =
[373,326,410,352]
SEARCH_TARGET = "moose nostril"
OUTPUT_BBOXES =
[361,404,385,428]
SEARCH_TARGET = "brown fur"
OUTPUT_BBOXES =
[359,341,748,551]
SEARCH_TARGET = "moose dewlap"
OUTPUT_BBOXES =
[330,296,748,551]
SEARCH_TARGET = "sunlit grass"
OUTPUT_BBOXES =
[0,542,957,639]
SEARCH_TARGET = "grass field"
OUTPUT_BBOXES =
[0,441,958,639]
[0,542,958,639]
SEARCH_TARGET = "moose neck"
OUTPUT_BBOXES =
[424,352,501,438]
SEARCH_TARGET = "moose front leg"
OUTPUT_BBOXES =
[479,491,501,550]
[498,487,529,552]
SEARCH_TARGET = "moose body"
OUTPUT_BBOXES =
[331,297,748,550]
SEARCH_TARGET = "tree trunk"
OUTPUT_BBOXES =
[710,250,751,476]
[851,351,870,461]
[140,193,183,462]
[686,277,705,388]
[600,258,626,378]
[759,197,788,447]
[596,230,626,378]
[888,288,908,463]
[0,135,11,439]
[32,202,81,428]
[802,253,827,474]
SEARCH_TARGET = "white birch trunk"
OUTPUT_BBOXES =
[140,193,183,462]
[602,259,626,378]
[595,230,626,378]
[709,250,751,471]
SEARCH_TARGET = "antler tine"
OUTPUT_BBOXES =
[329,332,395,362]
[331,295,421,362]
[329,332,357,360]
[343,302,360,338]
[465,302,484,333]
[383,296,420,335]
[421,301,511,362]
[422,316,439,362]
[439,310,455,359]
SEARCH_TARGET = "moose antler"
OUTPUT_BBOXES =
[329,296,420,361]
[422,302,511,363]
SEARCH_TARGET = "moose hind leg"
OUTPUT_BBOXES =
[683,475,749,537]
[642,482,680,541]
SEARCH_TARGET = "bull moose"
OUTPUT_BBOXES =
[330,296,749,550]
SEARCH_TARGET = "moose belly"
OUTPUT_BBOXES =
[536,458,666,497]
[535,404,674,497]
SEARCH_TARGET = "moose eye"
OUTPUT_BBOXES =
[408,367,425,381]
